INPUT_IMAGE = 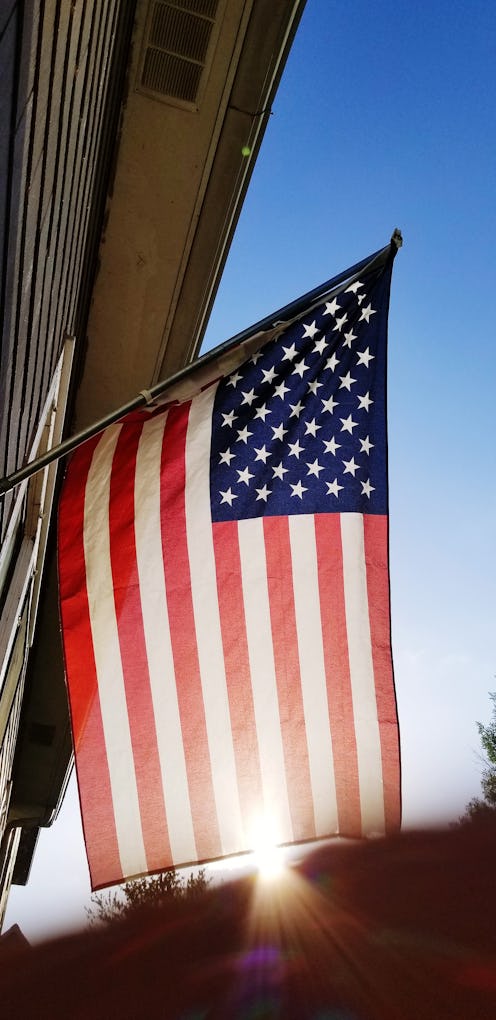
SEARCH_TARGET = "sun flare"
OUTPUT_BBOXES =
[249,820,286,881]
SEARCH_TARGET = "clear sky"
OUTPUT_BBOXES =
[5,0,496,941]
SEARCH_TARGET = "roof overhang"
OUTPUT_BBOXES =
[8,0,306,880]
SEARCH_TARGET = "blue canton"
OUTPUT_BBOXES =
[211,263,391,521]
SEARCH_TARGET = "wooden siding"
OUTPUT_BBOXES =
[0,0,136,918]
[0,0,135,540]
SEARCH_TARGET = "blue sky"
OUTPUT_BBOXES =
[6,0,496,940]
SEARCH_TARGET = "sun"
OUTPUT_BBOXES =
[249,818,286,882]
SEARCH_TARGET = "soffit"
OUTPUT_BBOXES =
[74,0,305,428]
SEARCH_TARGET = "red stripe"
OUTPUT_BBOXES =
[363,514,401,832]
[109,424,172,872]
[58,437,121,889]
[212,520,264,839]
[160,404,221,861]
[314,513,362,837]
[263,515,315,842]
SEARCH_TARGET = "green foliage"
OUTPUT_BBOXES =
[87,868,210,926]
[460,692,496,823]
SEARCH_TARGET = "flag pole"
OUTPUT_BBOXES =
[0,233,401,497]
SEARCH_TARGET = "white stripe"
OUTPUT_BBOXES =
[237,517,294,845]
[134,414,197,865]
[83,426,147,877]
[184,387,244,855]
[341,513,385,835]
[289,514,339,835]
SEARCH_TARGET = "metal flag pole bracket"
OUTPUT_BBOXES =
[0,233,402,498]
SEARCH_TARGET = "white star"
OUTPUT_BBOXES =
[290,480,308,499]
[282,343,298,361]
[343,457,360,477]
[340,414,358,434]
[262,365,277,385]
[345,280,363,294]
[323,436,340,455]
[254,445,271,463]
[241,388,256,406]
[361,479,375,497]
[227,371,242,387]
[292,359,309,378]
[307,379,323,395]
[333,314,348,332]
[302,320,319,339]
[221,410,236,428]
[360,303,376,323]
[312,337,327,355]
[271,423,287,442]
[254,403,270,421]
[237,466,254,486]
[323,297,340,317]
[288,439,304,459]
[256,484,271,502]
[325,352,339,372]
[289,400,305,418]
[356,347,375,368]
[360,435,374,454]
[306,458,324,478]
[321,395,338,414]
[220,488,237,506]
[342,330,357,348]
[326,478,343,497]
[274,380,290,400]
[236,425,253,443]
[339,372,357,391]
[304,418,321,437]
[251,351,263,364]
[357,293,365,305]
[357,391,373,411]
[219,447,235,465]
[272,462,288,480]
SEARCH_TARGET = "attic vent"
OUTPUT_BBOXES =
[138,0,220,108]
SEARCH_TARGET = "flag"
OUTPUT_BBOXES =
[58,242,401,890]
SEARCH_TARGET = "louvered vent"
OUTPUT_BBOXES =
[138,0,220,107]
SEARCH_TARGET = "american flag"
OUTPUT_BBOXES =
[58,244,401,890]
